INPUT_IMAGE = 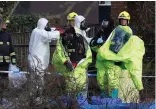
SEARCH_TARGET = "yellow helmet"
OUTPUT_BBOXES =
[67,12,78,20]
[118,11,130,20]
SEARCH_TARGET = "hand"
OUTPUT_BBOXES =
[64,61,74,71]
[97,37,103,44]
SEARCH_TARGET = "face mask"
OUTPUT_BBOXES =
[101,20,109,28]
[80,20,88,30]
[44,23,51,31]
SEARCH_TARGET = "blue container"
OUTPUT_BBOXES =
[91,96,122,105]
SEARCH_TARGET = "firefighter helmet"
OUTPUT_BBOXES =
[118,11,130,20]
[67,12,78,20]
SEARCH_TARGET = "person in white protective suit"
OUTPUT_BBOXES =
[74,15,92,43]
[28,18,60,71]
[28,18,60,102]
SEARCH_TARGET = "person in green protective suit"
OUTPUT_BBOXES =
[52,24,92,104]
[96,11,145,103]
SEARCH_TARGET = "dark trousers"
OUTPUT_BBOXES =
[0,64,9,100]
[0,64,9,77]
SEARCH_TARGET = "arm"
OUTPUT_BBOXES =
[90,27,106,47]
[52,38,68,65]
[9,34,16,65]
[42,30,60,43]
[90,36,99,47]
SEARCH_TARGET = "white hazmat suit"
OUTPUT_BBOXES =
[28,18,60,101]
[28,18,60,71]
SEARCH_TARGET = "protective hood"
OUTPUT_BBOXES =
[74,15,85,29]
[37,18,48,29]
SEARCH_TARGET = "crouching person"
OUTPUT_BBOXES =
[52,24,92,105]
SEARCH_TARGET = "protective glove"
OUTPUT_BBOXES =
[97,37,103,44]
[64,60,74,71]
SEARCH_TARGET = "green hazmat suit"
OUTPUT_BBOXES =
[52,34,92,92]
[95,25,145,102]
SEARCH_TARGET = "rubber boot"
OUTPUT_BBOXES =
[111,88,118,98]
